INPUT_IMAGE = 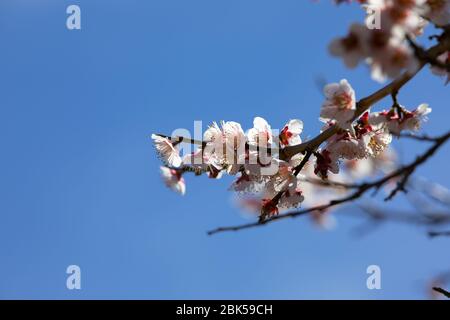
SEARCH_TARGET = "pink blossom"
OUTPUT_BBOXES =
[314,149,340,179]
[320,79,356,129]
[329,23,369,68]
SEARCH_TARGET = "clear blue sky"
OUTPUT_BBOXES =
[1,0,449,299]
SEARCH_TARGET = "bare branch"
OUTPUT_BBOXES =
[428,230,450,238]
[303,177,361,189]
[410,177,450,208]
[397,132,441,142]
[384,131,450,201]
[354,203,450,226]
[432,287,450,298]
[407,35,450,72]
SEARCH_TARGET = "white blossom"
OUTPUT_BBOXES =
[265,159,297,194]
[327,134,370,160]
[329,23,369,68]
[368,40,419,82]
[160,166,186,195]
[279,119,303,146]
[151,134,183,168]
[431,51,450,85]
[247,117,273,146]
[369,104,432,134]
[203,121,246,175]
[367,128,393,156]
[400,103,432,131]
[320,79,356,129]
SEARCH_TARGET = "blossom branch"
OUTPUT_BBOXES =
[152,12,450,235]
[283,32,450,160]
[207,131,450,235]
[259,149,313,222]
[154,34,450,166]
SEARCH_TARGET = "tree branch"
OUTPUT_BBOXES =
[397,132,441,142]
[154,34,450,163]
[428,230,450,238]
[282,33,450,159]
[432,287,450,298]
[208,131,450,235]
[152,133,206,147]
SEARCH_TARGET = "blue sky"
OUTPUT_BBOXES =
[1,0,449,299]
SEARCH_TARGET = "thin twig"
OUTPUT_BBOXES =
[303,177,361,189]
[407,35,450,72]
[384,132,450,201]
[428,230,450,238]
[397,133,439,142]
[432,287,450,298]
[152,133,206,147]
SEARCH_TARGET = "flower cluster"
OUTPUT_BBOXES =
[152,116,306,217]
[152,79,431,224]
[315,80,431,179]
[329,0,450,82]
